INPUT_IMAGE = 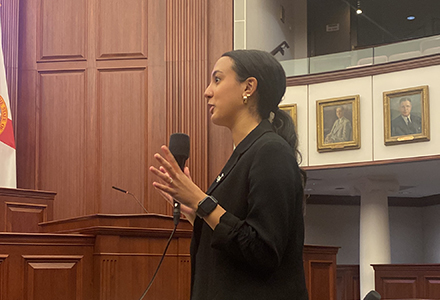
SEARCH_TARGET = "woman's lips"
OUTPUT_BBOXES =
[208,104,214,114]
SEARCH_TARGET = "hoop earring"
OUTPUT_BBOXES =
[243,95,248,104]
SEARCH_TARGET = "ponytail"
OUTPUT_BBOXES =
[272,108,307,215]
[271,108,301,164]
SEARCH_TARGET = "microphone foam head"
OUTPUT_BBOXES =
[169,133,190,158]
[363,290,381,300]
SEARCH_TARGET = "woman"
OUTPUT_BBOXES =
[150,50,308,300]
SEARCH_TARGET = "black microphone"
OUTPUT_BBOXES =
[363,290,381,300]
[112,185,149,214]
[168,133,190,226]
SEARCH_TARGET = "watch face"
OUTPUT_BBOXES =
[197,196,218,218]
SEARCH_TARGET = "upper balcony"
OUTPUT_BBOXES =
[280,35,440,77]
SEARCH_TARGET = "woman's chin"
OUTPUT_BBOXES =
[210,115,224,127]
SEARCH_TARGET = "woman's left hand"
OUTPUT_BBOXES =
[149,145,207,211]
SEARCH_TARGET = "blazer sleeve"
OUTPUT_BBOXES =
[210,140,301,273]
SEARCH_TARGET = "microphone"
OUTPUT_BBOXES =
[363,290,381,300]
[168,133,190,226]
[112,186,149,214]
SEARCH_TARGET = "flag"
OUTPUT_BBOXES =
[0,18,16,188]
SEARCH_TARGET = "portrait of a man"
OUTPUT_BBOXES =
[317,95,360,152]
[391,97,422,137]
[383,85,429,146]
[324,106,352,143]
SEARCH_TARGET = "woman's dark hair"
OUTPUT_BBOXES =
[222,49,300,162]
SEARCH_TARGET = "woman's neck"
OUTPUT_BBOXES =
[230,115,260,147]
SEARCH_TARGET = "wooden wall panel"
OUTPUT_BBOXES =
[165,0,209,195]
[96,0,147,59]
[425,276,440,299]
[382,278,418,299]
[23,255,84,300]
[17,70,38,189]
[17,0,235,219]
[98,68,147,213]
[0,188,54,232]
[99,258,117,300]
[310,261,334,300]
[178,257,191,300]
[0,234,94,300]
[304,245,339,300]
[0,255,8,300]
[6,202,47,232]
[37,0,87,61]
[374,264,440,299]
[337,265,360,300]
[37,71,86,218]
[93,234,191,300]
[206,0,234,182]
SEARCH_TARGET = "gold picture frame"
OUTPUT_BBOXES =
[316,95,360,152]
[383,85,429,146]
[279,103,297,129]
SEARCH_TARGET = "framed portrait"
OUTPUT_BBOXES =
[383,85,430,146]
[279,103,297,129]
[316,95,360,152]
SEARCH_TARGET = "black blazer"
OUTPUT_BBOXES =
[190,120,308,300]
[391,114,422,136]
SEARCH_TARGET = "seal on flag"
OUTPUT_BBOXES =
[0,95,8,135]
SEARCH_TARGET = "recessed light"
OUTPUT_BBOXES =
[335,187,345,190]
[407,16,415,21]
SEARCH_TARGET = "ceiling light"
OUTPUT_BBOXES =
[407,16,415,21]
[356,1,363,14]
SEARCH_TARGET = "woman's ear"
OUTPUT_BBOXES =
[243,77,258,97]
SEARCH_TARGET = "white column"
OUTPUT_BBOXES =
[357,178,399,299]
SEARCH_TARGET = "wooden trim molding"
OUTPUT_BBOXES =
[0,187,56,200]
[307,194,440,207]
[287,54,440,86]
[302,155,440,171]
[39,213,192,236]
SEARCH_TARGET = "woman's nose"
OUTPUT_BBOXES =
[204,84,213,99]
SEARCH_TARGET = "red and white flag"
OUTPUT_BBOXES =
[0,19,16,188]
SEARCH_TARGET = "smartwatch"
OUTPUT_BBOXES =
[196,195,218,218]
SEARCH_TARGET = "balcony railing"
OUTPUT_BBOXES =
[280,35,440,77]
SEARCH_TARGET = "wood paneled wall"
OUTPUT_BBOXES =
[373,264,440,299]
[0,233,95,300]
[337,265,360,300]
[304,245,339,300]
[0,187,55,232]
[16,0,233,220]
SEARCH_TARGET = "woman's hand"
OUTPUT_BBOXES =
[149,145,207,212]
[155,166,197,224]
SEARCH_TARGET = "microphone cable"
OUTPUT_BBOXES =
[112,186,178,299]
[138,224,177,300]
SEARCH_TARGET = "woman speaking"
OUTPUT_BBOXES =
[150,50,308,300]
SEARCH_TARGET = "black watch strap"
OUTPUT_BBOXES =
[196,195,218,218]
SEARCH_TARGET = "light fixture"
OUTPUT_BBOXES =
[407,15,415,21]
[356,0,363,14]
